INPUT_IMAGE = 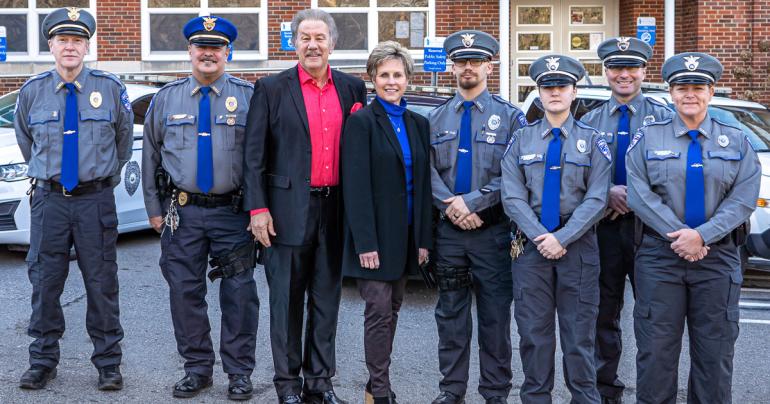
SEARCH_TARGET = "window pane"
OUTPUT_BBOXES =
[3,14,27,52]
[37,0,88,7]
[570,6,604,25]
[209,0,260,6]
[517,33,550,51]
[583,61,603,76]
[379,11,426,49]
[518,85,536,103]
[518,6,551,25]
[570,32,603,51]
[517,62,531,77]
[331,13,367,50]
[39,14,50,53]
[148,0,199,7]
[318,0,368,6]
[150,13,196,51]
[377,0,428,6]
[218,13,259,51]
[0,0,28,7]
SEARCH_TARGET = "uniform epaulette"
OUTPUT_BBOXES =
[90,69,126,89]
[575,119,598,131]
[428,97,453,119]
[19,71,52,92]
[156,77,189,96]
[712,117,743,132]
[526,119,542,127]
[491,94,520,111]
[645,96,670,110]
[645,117,671,127]
[228,76,254,89]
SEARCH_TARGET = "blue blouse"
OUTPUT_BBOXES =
[376,96,414,225]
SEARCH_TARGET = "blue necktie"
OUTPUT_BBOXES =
[196,86,214,194]
[61,83,79,192]
[454,101,475,194]
[614,105,630,185]
[685,129,705,228]
[541,128,562,232]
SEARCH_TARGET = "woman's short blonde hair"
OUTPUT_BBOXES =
[366,41,415,80]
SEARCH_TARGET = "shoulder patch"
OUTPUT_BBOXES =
[595,136,612,162]
[503,133,517,159]
[19,71,53,92]
[627,128,645,151]
[120,89,131,113]
[90,69,126,89]
[711,117,743,132]
[228,76,254,89]
[515,111,528,127]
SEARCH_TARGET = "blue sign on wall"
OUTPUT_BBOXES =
[0,27,7,62]
[423,37,446,73]
[280,22,294,52]
[636,17,656,46]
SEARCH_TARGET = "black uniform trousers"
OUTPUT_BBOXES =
[434,220,513,400]
[26,186,123,369]
[634,233,741,404]
[512,229,601,404]
[595,214,636,399]
[159,202,258,377]
[263,191,342,397]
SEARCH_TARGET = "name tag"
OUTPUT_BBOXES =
[521,153,543,161]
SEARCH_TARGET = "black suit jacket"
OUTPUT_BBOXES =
[340,99,433,281]
[243,65,367,246]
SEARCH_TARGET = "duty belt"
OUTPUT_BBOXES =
[643,225,734,246]
[310,186,337,198]
[172,187,237,209]
[36,178,112,196]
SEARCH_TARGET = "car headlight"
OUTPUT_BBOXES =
[0,163,29,182]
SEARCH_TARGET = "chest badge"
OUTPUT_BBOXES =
[487,114,501,131]
[486,133,496,144]
[89,91,102,108]
[226,115,236,126]
[643,115,656,125]
[225,96,238,112]
[718,135,730,148]
[576,139,587,153]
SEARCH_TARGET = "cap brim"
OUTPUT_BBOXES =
[449,49,494,60]
[48,26,91,39]
[667,71,715,85]
[538,77,576,87]
[604,59,646,68]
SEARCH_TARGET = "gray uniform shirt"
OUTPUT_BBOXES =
[626,113,761,245]
[501,116,612,247]
[429,89,527,213]
[14,67,133,183]
[581,92,673,182]
[142,73,254,217]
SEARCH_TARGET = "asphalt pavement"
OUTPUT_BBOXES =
[1,230,769,403]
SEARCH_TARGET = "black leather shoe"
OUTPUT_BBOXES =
[228,374,253,401]
[485,397,507,404]
[432,391,464,404]
[304,390,348,404]
[279,394,305,404]
[373,396,396,404]
[97,365,123,390]
[602,396,622,404]
[172,372,213,398]
[19,365,57,390]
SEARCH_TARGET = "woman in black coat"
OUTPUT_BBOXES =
[340,40,432,404]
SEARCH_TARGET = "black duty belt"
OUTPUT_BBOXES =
[441,203,507,231]
[643,225,733,246]
[173,187,236,208]
[310,186,337,198]
[37,178,112,196]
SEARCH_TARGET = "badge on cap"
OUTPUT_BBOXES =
[545,57,560,71]
[487,114,501,131]
[203,17,217,32]
[90,91,102,108]
[225,96,237,112]
[66,7,80,21]
[684,55,700,71]
[617,37,631,51]
[718,135,730,147]
[577,139,587,153]
[643,115,656,125]
[461,33,475,48]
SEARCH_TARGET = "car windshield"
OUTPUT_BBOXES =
[0,92,19,129]
[707,105,770,152]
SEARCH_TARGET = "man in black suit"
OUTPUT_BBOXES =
[243,8,367,404]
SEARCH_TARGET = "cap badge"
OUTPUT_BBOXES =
[203,17,217,32]
[89,91,102,109]
[545,57,560,71]
[718,135,730,148]
[617,37,631,51]
[684,55,700,71]
[577,139,587,153]
[66,7,80,21]
[225,96,238,112]
[461,33,475,48]
[487,114,501,131]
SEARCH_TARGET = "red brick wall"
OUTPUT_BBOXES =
[0,77,29,96]
[753,0,770,103]
[267,0,309,59]
[97,0,141,60]
[618,0,666,83]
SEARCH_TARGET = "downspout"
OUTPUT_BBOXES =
[500,0,510,100]
[665,0,675,60]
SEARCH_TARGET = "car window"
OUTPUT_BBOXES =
[0,92,19,128]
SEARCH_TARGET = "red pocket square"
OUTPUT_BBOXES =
[350,102,363,113]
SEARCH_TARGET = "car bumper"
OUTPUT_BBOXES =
[0,180,31,245]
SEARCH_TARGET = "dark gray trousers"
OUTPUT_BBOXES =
[434,221,513,400]
[159,203,258,377]
[512,229,601,404]
[26,187,123,369]
[634,234,741,404]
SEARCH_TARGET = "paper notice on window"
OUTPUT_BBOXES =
[410,12,425,29]
[396,21,410,39]
[410,30,424,48]
[589,33,604,50]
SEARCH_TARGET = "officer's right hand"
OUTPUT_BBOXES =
[249,212,276,248]
[534,233,567,260]
[607,185,630,216]
[458,213,483,230]
[359,251,380,269]
[149,216,164,233]
[443,196,471,222]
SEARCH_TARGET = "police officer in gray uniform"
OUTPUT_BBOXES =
[501,54,611,404]
[14,7,132,391]
[142,16,258,401]
[429,30,527,404]
[580,37,672,404]
[626,53,760,404]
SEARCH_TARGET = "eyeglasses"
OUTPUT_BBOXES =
[453,59,487,67]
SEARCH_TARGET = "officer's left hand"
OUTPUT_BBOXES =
[534,233,567,260]
[443,196,471,222]
[458,213,483,230]
[667,228,706,258]
[418,248,430,266]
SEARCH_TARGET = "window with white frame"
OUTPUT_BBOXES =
[0,0,97,61]
[312,0,435,60]
[141,0,267,61]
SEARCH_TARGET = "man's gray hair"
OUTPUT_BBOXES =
[291,9,338,47]
[366,41,415,79]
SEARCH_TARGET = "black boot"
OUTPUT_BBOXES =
[97,365,123,390]
[172,372,213,398]
[19,365,57,390]
[228,374,253,401]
